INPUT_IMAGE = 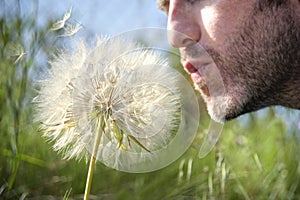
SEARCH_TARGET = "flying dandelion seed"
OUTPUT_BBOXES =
[59,22,82,37]
[50,7,72,31]
[34,35,199,173]
[4,41,26,63]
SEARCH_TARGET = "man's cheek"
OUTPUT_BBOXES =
[200,6,219,43]
[200,6,235,52]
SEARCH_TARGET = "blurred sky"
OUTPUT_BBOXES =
[16,0,173,78]
[37,0,168,36]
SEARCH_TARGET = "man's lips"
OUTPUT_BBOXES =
[182,60,208,84]
[182,61,200,84]
[182,60,211,97]
[183,61,198,73]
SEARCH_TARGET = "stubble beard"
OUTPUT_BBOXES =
[198,2,300,121]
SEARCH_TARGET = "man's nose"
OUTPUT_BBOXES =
[167,0,201,48]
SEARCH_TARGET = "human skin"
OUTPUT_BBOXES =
[158,0,300,122]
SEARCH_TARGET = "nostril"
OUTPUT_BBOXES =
[182,38,198,46]
[167,29,200,48]
[167,28,197,48]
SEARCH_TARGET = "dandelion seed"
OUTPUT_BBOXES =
[14,51,26,64]
[59,22,82,37]
[50,7,72,31]
[4,42,26,63]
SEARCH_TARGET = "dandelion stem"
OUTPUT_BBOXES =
[84,117,103,200]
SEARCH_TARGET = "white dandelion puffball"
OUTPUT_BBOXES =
[34,36,199,172]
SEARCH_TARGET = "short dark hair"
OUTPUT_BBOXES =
[256,0,287,11]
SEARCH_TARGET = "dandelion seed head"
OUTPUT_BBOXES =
[34,34,199,172]
[35,36,179,160]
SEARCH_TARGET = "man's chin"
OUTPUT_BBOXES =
[194,84,223,123]
[206,96,228,123]
[194,83,226,123]
[195,84,246,123]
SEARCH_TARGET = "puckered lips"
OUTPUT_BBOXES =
[181,59,210,97]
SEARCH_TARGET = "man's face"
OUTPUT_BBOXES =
[159,0,300,122]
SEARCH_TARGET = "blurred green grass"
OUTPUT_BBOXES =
[1,1,300,199]
[2,109,300,199]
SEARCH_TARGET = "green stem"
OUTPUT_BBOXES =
[84,118,103,200]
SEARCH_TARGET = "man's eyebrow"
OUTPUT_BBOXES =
[157,0,169,12]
